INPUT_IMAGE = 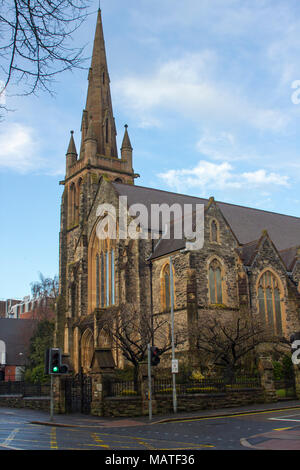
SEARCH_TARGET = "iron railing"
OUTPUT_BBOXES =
[104,375,261,397]
[105,380,138,397]
[154,376,261,395]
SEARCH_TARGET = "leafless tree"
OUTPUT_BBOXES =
[30,272,58,320]
[102,303,187,391]
[193,313,266,383]
[0,0,91,104]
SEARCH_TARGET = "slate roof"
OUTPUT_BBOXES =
[279,246,299,271]
[112,182,300,262]
[0,319,37,365]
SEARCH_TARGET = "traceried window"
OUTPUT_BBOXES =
[209,259,223,304]
[96,249,115,308]
[257,271,283,336]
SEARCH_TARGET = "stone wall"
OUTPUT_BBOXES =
[102,388,265,417]
[0,395,50,411]
[103,396,143,417]
[155,388,265,415]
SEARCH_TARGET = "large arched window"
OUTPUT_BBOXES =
[88,219,117,313]
[257,270,283,336]
[96,247,115,308]
[209,259,223,304]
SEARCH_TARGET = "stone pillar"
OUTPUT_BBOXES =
[257,356,277,403]
[53,376,66,414]
[139,361,157,416]
[90,373,104,416]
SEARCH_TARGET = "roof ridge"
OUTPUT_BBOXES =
[112,182,300,220]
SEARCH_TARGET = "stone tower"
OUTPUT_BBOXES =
[57,9,137,350]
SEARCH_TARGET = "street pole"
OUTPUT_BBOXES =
[169,256,177,414]
[147,343,152,421]
[50,373,54,422]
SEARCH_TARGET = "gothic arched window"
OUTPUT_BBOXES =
[96,247,116,308]
[161,263,175,312]
[105,118,109,143]
[257,270,283,336]
[209,259,223,304]
[69,182,76,226]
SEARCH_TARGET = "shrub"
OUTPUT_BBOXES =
[189,370,205,381]
[120,389,137,396]
[186,386,217,393]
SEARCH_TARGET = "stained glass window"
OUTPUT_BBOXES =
[209,259,223,304]
[257,271,283,336]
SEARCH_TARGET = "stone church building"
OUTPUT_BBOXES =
[56,10,300,383]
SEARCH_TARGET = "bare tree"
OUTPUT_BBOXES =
[30,272,58,320]
[193,313,266,383]
[0,0,91,101]
[102,303,187,391]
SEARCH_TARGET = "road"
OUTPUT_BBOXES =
[1,405,300,451]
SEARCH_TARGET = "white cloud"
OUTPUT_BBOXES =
[114,52,289,132]
[158,160,289,193]
[0,123,44,173]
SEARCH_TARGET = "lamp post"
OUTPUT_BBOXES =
[169,256,177,414]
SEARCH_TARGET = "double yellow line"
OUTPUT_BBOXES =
[50,427,58,450]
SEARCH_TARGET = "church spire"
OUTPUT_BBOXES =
[83,9,118,159]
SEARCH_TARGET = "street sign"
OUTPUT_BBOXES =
[172,359,178,374]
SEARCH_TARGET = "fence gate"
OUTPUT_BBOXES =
[65,373,92,414]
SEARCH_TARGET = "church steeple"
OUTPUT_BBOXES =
[82,8,118,159]
[63,9,138,186]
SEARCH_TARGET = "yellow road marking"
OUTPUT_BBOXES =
[161,406,300,424]
[91,432,110,448]
[133,437,156,450]
[50,427,58,450]
[90,431,214,449]
[273,427,294,431]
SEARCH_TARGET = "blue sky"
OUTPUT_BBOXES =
[1,0,300,299]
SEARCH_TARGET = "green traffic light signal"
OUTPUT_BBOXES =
[52,366,59,372]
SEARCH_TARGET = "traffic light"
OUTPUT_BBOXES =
[45,348,69,375]
[150,346,160,366]
[49,348,61,374]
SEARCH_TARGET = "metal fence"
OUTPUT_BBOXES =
[105,380,138,397]
[105,375,261,397]
[154,375,261,395]
[0,381,50,397]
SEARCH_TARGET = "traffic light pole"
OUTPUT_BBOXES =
[169,256,177,414]
[147,343,152,421]
[50,373,54,422]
